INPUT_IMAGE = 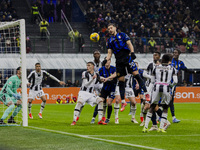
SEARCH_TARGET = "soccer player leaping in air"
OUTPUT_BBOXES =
[103,23,149,111]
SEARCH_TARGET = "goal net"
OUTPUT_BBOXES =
[0,19,27,126]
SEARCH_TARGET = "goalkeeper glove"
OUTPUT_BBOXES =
[13,93,21,100]
[131,52,136,60]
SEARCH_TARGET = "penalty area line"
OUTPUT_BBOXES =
[28,126,163,150]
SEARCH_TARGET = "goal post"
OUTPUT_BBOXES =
[0,19,27,126]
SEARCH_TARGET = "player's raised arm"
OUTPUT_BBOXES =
[44,70,65,85]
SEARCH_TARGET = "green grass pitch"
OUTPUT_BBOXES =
[0,103,200,150]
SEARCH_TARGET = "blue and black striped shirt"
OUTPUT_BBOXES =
[171,58,187,73]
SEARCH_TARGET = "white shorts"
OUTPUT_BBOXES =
[151,84,171,105]
[28,90,45,100]
[77,91,98,107]
[115,86,135,98]
[94,83,103,96]
[125,87,135,98]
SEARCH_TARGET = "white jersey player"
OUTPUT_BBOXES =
[71,62,106,125]
[143,54,177,133]
[27,63,65,119]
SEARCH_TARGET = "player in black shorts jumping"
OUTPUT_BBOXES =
[103,23,149,111]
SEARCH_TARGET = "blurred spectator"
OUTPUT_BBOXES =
[35,0,42,13]
[65,1,72,21]
[68,29,79,42]
[73,80,80,87]
[182,24,189,35]
[78,34,85,53]
[186,38,193,53]
[135,38,144,53]
[56,0,62,22]
[49,0,55,22]
[148,37,157,53]
[26,37,31,53]
[43,0,50,20]
[66,79,72,87]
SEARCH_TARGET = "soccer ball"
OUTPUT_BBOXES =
[90,32,100,42]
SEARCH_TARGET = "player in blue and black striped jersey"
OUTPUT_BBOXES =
[91,58,117,124]
[103,23,148,111]
[170,49,199,123]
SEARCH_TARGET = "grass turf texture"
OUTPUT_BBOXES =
[0,103,200,150]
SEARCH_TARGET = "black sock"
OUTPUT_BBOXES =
[93,105,98,118]
[151,111,157,125]
[107,105,112,119]
[140,98,144,104]
[156,108,162,117]
[119,81,125,100]
[134,74,147,92]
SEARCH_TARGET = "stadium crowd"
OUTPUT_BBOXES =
[83,0,200,53]
[0,0,18,22]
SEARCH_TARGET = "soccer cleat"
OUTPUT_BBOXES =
[128,112,132,115]
[90,118,95,124]
[173,118,181,123]
[164,120,171,131]
[98,120,107,125]
[157,128,167,133]
[115,118,119,124]
[120,102,127,112]
[105,118,110,124]
[140,121,145,126]
[142,127,149,133]
[38,113,42,119]
[29,113,33,119]
[131,118,138,124]
[76,117,79,122]
[149,125,158,131]
[102,116,106,122]
[71,121,76,125]
[0,119,6,124]
[7,118,16,124]
[140,116,144,123]
[145,93,150,101]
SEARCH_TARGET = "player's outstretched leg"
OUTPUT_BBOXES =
[28,99,33,119]
[0,104,15,124]
[71,101,83,125]
[114,103,119,124]
[39,96,46,119]
[97,97,107,125]
[91,105,98,124]
[8,104,22,123]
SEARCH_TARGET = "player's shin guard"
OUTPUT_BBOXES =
[73,102,82,122]
[134,74,147,92]
[144,112,152,129]
[114,103,119,119]
[1,104,15,120]
[107,105,112,120]
[160,112,168,129]
[28,102,32,114]
[78,105,84,117]
[40,101,46,114]
[131,105,137,119]
[97,98,103,122]
[11,105,22,118]
[119,81,125,101]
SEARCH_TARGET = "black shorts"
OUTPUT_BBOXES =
[116,56,138,77]
[99,88,115,100]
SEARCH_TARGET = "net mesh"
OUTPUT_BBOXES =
[0,21,23,126]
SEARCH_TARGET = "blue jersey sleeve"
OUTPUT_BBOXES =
[121,32,130,42]
[106,38,112,49]
[180,61,187,70]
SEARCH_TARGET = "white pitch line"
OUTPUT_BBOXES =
[85,134,200,137]
[181,119,200,122]
[28,126,163,150]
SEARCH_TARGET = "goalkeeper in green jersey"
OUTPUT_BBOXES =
[0,67,22,124]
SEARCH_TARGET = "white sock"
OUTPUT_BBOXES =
[114,103,119,119]
[103,102,107,117]
[140,103,144,117]
[78,106,84,117]
[144,112,152,129]
[28,103,32,114]
[40,101,46,113]
[73,103,82,122]
[121,99,125,103]
[131,105,137,119]
[98,101,103,122]
[160,112,168,129]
